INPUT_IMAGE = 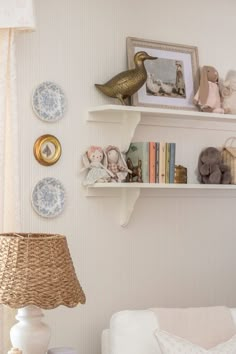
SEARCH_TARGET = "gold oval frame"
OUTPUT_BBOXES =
[33,134,62,166]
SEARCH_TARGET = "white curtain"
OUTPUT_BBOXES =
[0,1,35,352]
[0,29,20,353]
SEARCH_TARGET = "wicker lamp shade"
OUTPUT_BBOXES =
[0,233,86,309]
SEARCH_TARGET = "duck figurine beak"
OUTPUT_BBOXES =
[144,53,157,60]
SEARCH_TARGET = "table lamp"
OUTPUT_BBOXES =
[0,233,86,354]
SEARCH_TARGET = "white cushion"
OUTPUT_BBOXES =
[108,309,236,354]
[155,330,236,354]
[110,310,161,354]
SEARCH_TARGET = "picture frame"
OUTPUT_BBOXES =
[33,134,62,166]
[127,37,199,110]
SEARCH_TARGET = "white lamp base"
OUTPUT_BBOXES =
[10,305,51,354]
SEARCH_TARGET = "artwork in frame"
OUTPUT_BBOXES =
[127,37,199,110]
[33,134,62,166]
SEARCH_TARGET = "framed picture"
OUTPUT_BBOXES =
[127,37,199,110]
[33,134,62,166]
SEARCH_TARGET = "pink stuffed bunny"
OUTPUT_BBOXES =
[194,66,224,113]
[105,145,131,182]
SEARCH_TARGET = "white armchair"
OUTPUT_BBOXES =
[102,308,236,354]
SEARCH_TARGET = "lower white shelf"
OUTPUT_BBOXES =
[86,183,236,226]
[89,183,236,189]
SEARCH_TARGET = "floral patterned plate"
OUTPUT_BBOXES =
[32,81,66,122]
[32,177,66,218]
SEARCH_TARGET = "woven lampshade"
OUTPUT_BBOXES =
[0,233,86,309]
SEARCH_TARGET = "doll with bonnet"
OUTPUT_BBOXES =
[82,146,114,185]
[105,145,131,182]
[194,65,224,113]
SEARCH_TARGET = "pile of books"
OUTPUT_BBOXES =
[126,142,176,183]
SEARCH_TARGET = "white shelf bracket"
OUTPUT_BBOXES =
[120,187,140,227]
[120,111,141,152]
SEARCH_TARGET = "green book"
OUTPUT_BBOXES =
[126,142,149,183]
[169,143,176,183]
[156,142,160,183]
[165,143,170,183]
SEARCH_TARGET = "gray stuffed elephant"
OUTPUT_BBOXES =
[198,147,231,184]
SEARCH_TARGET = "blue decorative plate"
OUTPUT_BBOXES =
[32,81,66,122]
[32,177,66,218]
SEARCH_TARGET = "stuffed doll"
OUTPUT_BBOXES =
[198,147,231,184]
[105,145,131,182]
[194,66,225,113]
[221,70,236,114]
[82,146,114,185]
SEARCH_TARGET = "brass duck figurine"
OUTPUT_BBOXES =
[95,51,157,105]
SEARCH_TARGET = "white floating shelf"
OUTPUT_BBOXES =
[89,183,236,189]
[86,183,236,226]
[88,104,236,123]
[86,105,236,226]
[87,105,236,151]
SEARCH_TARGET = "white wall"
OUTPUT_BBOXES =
[16,0,236,353]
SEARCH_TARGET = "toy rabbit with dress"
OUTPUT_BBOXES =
[105,145,131,182]
[82,146,114,185]
[194,65,224,113]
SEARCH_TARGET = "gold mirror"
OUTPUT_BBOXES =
[33,134,62,166]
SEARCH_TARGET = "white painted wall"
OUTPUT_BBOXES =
[16,0,236,353]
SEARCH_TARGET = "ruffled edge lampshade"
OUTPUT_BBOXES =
[0,233,86,309]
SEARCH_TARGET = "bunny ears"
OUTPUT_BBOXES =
[198,66,219,106]
[193,65,224,113]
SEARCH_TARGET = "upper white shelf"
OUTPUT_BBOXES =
[88,104,236,123]
[87,105,236,151]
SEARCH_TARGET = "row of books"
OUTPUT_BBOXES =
[126,142,176,183]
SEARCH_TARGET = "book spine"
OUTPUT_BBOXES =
[165,143,170,183]
[156,142,160,183]
[142,142,150,183]
[149,142,156,183]
[159,142,166,183]
[169,143,176,183]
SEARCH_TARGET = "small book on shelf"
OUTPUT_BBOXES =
[165,143,170,183]
[156,142,160,183]
[159,142,166,183]
[149,142,156,183]
[169,143,176,183]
